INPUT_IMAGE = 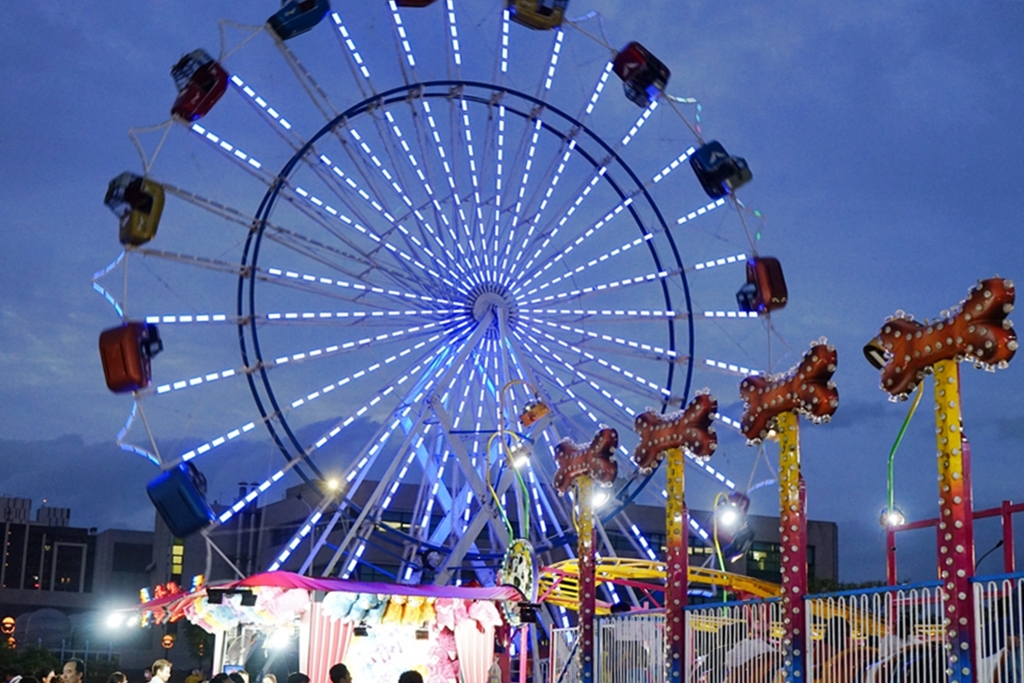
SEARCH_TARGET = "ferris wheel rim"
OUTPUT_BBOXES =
[236,78,697,496]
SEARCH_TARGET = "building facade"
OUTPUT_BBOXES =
[0,496,162,672]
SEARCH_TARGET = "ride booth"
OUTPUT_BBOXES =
[138,572,520,683]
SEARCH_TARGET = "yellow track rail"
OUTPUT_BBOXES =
[538,557,781,614]
[539,558,886,635]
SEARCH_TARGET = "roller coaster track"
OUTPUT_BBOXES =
[538,557,781,613]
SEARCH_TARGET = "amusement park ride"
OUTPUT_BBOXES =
[95,1,1019,682]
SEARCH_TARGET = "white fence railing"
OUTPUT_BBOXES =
[551,626,580,683]
[685,599,783,683]
[597,612,665,683]
[805,583,948,683]
[974,576,1024,683]
[546,579,1024,683]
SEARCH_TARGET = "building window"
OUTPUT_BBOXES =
[746,542,817,582]
[52,543,87,592]
[171,539,185,578]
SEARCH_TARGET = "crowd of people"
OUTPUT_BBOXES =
[2,659,425,683]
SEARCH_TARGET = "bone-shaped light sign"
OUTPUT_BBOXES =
[632,393,718,472]
[869,277,1017,398]
[552,427,618,494]
[740,342,838,443]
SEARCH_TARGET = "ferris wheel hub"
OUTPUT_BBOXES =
[469,283,517,327]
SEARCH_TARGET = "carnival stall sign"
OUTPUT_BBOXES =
[130,571,521,683]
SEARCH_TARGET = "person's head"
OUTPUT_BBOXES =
[108,672,127,683]
[261,675,276,683]
[397,672,422,683]
[62,660,85,683]
[328,665,350,683]
[227,674,244,683]
[152,660,172,683]
[210,675,229,683]
[35,670,56,683]
[285,674,309,683]
[234,674,248,683]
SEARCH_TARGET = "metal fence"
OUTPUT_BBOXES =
[551,626,580,683]
[974,575,1024,683]
[805,583,948,683]
[545,579,1024,683]
[685,599,783,683]
[597,612,665,683]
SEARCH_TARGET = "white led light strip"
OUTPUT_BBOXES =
[676,198,727,225]
[519,325,667,402]
[524,270,671,303]
[520,316,678,361]
[704,358,760,377]
[693,252,748,271]
[218,325,471,528]
[230,75,294,132]
[188,123,265,173]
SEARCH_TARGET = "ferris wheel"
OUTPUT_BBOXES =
[95,0,787,598]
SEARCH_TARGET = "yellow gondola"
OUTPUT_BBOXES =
[105,172,165,246]
[506,0,568,31]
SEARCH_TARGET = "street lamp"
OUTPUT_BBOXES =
[872,347,925,530]
[879,507,906,528]
[713,491,754,564]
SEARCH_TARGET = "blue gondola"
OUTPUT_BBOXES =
[268,0,331,40]
[690,140,752,199]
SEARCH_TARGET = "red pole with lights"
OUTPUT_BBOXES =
[867,277,1017,683]
[740,341,839,683]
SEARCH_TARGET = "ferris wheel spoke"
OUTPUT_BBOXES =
[259,263,456,307]
[271,192,435,293]
[518,317,671,392]
[273,37,339,121]
[328,12,375,102]
[516,307,682,324]
[325,321,493,578]
[386,0,420,86]
[675,196,729,227]
[517,325,673,408]
[306,147,466,286]
[159,182,258,230]
[447,95,485,266]
[514,327,678,446]
[339,120,467,279]
[156,175,409,286]
[510,332,602,437]
[412,96,478,267]
[281,332,477,558]
[276,183,461,293]
[398,97,475,279]
[226,69,461,285]
[185,122,274,183]
[500,66,613,281]
[133,248,248,278]
[260,224,424,288]
[500,31,566,252]
[514,150,700,294]
[519,315,685,365]
[229,74,304,150]
[256,325,475,497]
[509,104,659,280]
[369,106,468,275]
